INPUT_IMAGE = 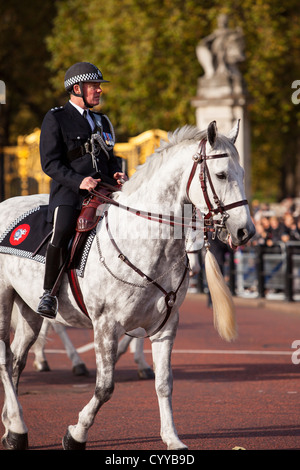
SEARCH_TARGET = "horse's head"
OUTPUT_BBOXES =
[187,121,255,248]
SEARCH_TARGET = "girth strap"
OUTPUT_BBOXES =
[68,268,89,317]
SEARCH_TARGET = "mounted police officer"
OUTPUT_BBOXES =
[37,62,127,319]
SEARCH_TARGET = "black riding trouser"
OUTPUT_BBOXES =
[50,205,80,247]
[43,205,80,291]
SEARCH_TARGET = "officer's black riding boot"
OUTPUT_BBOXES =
[37,243,64,319]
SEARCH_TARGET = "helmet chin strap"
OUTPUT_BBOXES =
[71,82,93,109]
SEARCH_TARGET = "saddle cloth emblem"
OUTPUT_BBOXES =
[9,224,30,246]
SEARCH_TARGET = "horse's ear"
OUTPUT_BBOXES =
[227,119,240,144]
[207,121,217,147]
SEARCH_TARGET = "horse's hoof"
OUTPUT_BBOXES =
[168,444,188,451]
[62,429,86,450]
[138,367,155,380]
[34,360,51,372]
[2,430,28,450]
[72,363,89,377]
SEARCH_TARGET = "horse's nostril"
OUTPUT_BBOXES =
[237,228,248,241]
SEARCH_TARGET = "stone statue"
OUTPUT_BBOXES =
[196,14,245,93]
[192,14,250,197]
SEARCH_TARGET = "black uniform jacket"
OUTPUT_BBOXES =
[40,101,121,222]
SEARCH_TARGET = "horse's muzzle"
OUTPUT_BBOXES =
[236,223,256,246]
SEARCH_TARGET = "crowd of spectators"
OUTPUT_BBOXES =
[250,197,300,246]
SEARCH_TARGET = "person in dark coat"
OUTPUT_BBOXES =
[37,62,127,319]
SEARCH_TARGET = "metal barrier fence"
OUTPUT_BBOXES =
[194,242,300,302]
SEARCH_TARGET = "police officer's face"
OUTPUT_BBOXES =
[83,82,102,107]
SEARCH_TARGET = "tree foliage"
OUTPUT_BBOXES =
[45,0,300,200]
[0,0,56,144]
[1,0,300,200]
[47,0,212,138]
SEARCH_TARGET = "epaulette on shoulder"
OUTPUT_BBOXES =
[50,106,64,112]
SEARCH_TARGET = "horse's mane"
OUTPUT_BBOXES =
[120,125,238,196]
[120,126,202,196]
[159,125,206,152]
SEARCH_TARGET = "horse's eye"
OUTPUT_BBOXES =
[216,172,227,180]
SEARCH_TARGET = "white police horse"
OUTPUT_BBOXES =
[0,122,255,450]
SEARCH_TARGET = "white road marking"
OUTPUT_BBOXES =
[41,344,292,357]
[42,342,95,354]
[146,349,292,356]
[158,349,292,356]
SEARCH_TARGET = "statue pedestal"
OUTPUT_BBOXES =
[191,86,251,198]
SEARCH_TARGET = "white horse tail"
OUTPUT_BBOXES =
[205,249,237,342]
[0,340,6,365]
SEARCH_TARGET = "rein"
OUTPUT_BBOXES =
[90,184,198,230]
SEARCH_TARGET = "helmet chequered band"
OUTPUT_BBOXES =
[65,72,103,89]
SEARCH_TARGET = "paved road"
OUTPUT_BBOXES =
[1,293,300,451]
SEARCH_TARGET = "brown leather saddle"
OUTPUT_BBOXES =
[69,183,118,265]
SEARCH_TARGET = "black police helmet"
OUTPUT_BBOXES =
[64,62,109,93]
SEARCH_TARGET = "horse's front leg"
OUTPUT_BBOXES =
[62,320,118,450]
[151,309,187,450]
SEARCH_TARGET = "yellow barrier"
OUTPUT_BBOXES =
[115,129,168,177]
[2,128,168,198]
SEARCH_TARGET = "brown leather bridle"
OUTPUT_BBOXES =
[186,138,248,244]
